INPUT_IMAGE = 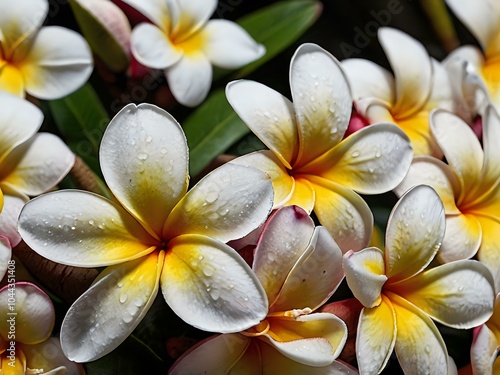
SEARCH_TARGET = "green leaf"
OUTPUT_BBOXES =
[48,83,109,178]
[234,0,322,78]
[69,0,130,72]
[183,89,249,177]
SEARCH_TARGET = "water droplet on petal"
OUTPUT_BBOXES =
[137,152,149,161]
[160,147,168,155]
[209,289,220,301]
[206,191,219,203]
[88,219,94,225]
[119,294,128,303]
[351,151,360,158]
[146,136,152,143]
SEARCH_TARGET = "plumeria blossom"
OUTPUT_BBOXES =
[0,282,84,374]
[0,0,93,99]
[342,27,454,156]
[395,107,500,290]
[18,103,274,362]
[343,185,495,374]
[123,0,265,106]
[0,92,75,247]
[0,236,11,282]
[227,43,413,253]
[445,0,500,116]
[170,206,356,374]
[470,294,500,374]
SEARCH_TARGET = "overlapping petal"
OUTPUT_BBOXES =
[162,234,268,333]
[0,133,74,196]
[479,105,500,191]
[230,151,294,208]
[0,187,28,247]
[263,313,347,366]
[378,27,433,117]
[166,53,212,107]
[130,23,182,69]
[202,20,265,69]
[285,178,315,213]
[0,92,42,163]
[0,236,11,280]
[164,163,273,243]
[439,214,482,262]
[61,251,163,362]
[18,190,157,267]
[304,123,412,194]
[100,103,188,238]
[385,185,445,282]
[290,43,352,166]
[343,247,387,308]
[396,110,442,157]
[253,206,315,307]
[476,216,500,291]
[356,295,396,375]
[0,283,54,345]
[309,176,373,253]
[0,65,24,97]
[390,260,495,328]
[272,227,344,312]
[470,324,499,375]
[120,0,170,30]
[390,292,449,374]
[18,26,93,100]
[168,0,217,41]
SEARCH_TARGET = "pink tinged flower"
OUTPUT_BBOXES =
[0,236,11,281]
[227,43,413,253]
[123,0,265,107]
[0,93,75,247]
[395,106,500,291]
[0,0,93,99]
[169,206,354,374]
[471,294,500,374]
[342,27,454,157]
[18,103,274,362]
[343,185,495,374]
[445,0,500,115]
[0,282,84,374]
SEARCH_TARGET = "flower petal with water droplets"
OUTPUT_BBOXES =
[164,163,273,243]
[290,43,352,166]
[385,185,445,282]
[0,186,28,247]
[18,190,157,267]
[162,234,268,333]
[61,251,162,362]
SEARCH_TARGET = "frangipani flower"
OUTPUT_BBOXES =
[0,0,93,99]
[470,294,500,374]
[228,43,413,252]
[342,27,454,156]
[445,0,500,115]
[0,282,84,374]
[18,103,274,362]
[343,185,495,374]
[395,107,500,290]
[170,206,355,374]
[124,0,265,107]
[0,92,75,247]
[0,236,11,281]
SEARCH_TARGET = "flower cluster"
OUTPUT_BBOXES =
[0,0,499,374]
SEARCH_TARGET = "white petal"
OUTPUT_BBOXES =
[426,59,454,112]
[480,105,500,189]
[120,0,170,30]
[445,0,500,51]
[161,234,268,332]
[226,80,298,168]
[0,282,54,344]
[273,227,344,312]
[130,23,181,69]
[163,163,273,243]
[20,26,93,100]
[471,324,499,375]
[202,19,264,68]
[61,252,162,362]
[0,91,43,162]
[378,27,432,118]
[166,53,212,107]
[18,190,156,267]
[100,103,188,238]
[439,214,482,262]
[341,58,395,106]
[0,133,74,196]
[252,205,315,307]
[0,236,11,280]
[385,185,445,282]
[169,0,217,41]
[169,334,251,375]
[0,187,28,247]
[0,0,47,53]
[343,248,387,308]
[290,43,352,166]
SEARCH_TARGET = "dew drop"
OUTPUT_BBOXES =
[137,152,149,161]
[88,219,94,225]
[369,167,375,174]
[209,289,220,301]
[146,136,152,143]
[160,147,168,155]
[206,191,219,203]
[198,255,204,261]
[375,150,381,158]
[119,294,128,303]
[330,127,338,135]
[123,315,133,323]
[117,282,123,288]
[351,151,360,158]
[203,267,214,277]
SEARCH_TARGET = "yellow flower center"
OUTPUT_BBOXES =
[240,319,270,337]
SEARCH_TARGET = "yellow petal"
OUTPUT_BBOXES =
[0,64,24,97]
[396,110,442,157]
[482,57,500,107]
[438,213,482,262]
[1,350,26,375]
[476,216,500,292]
[356,295,396,374]
[285,177,315,214]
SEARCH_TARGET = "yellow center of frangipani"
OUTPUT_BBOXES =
[482,56,500,106]
[169,13,207,56]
